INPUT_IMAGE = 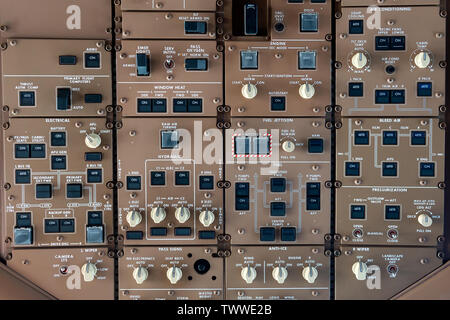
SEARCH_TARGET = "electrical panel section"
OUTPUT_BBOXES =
[0,0,448,302]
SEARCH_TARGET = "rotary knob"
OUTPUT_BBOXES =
[272,266,288,284]
[351,52,369,69]
[282,140,296,153]
[81,262,97,282]
[299,83,315,99]
[418,213,433,227]
[241,266,257,284]
[241,83,258,99]
[302,266,319,284]
[166,266,182,284]
[414,51,431,69]
[126,210,142,227]
[85,133,102,149]
[175,206,190,223]
[199,210,215,227]
[352,261,368,281]
[150,207,166,224]
[132,266,148,284]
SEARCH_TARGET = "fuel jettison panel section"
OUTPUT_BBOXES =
[226,246,330,300]
[225,118,331,245]
[3,118,113,247]
[335,246,441,300]
[7,247,114,300]
[119,246,223,300]
[1,39,112,117]
[336,5,446,116]
[117,118,223,245]
[336,118,445,246]
[117,41,223,117]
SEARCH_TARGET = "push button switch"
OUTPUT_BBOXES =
[350,205,365,219]
[84,52,101,68]
[349,20,363,34]
[411,131,426,145]
[86,226,104,243]
[306,197,320,211]
[152,99,167,112]
[19,91,35,106]
[385,205,401,220]
[260,227,276,241]
[417,82,432,97]
[51,155,67,170]
[44,219,60,233]
[175,171,190,186]
[298,51,316,70]
[300,13,318,32]
[15,144,30,158]
[161,131,179,149]
[187,99,202,112]
[270,202,286,217]
[308,138,324,153]
[87,169,102,183]
[60,219,75,233]
[345,162,360,176]
[150,171,165,186]
[235,182,250,211]
[127,176,141,190]
[271,96,286,111]
[420,163,435,177]
[270,178,286,193]
[84,94,102,103]
[51,132,66,146]
[15,169,31,184]
[354,131,370,145]
[30,144,46,158]
[14,227,33,245]
[382,162,398,177]
[349,82,363,97]
[375,90,390,104]
[59,55,77,65]
[390,90,405,104]
[67,183,83,198]
[281,227,296,242]
[16,212,32,227]
[137,98,152,113]
[240,51,258,70]
[36,184,52,199]
[199,176,214,190]
[87,211,103,226]
[173,99,187,112]
[383,131,398,145]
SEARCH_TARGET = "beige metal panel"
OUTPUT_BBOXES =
[3,118,113,248]
[336,6,445,116]
[392,262,450,300]
[0,263,55,300]
[117,40,222,117]
[117,118,223,245]
[226,246,330,300]
[225,41,331,117]
[119,246,223,300]
[121,0,217,11]
[335,246,442,300]
[1,39,112,117]
[8,247,114,300]
[0,0,112,39]
[341,0,440,6]
[225,118,331,245]
[122,12,216,39]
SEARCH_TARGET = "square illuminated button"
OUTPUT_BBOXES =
[240,51,258,70]
[300,13,318,32]
[161,130,179,149]
[298,51,316,70]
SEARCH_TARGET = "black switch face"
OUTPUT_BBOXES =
[417,82,432,97]
[161,130,179,149]
[199,175,214,190]
[85,152,102,161]
[382,162,398,177]
[126,231,144,240]
[349,20,363,34]
[270,202,286,216]
[137,98,151,113]
[66,183,83,198]
[349,82,364,97]
[306,182,320,197]
[385,205,401,220]
[51,132,66,147]
[15,144,30,158]
[350,205,366,219]
[84,94,102,104]
[59,55,77,65]
[57,87,71,110]
[19,91,36,106]
[150,227,167,236]
[308,138,324,153]
[240,51,258,70]
[375,36,390,50]
[152,99,167,113]
[84,52,101,68]
[44,219,60,233]
[51,155,67,170]
[185,58,208,71]
[174,227,191,236]
[36,184,52,199]
[87,169,102,183]
[306,197,320,210]
[244,4,258,35]
[15,169,31,184]
[30,144,46,158]
[136,53,150,76]
[300,13,318,32]
[235,183,250,196]
[271,96,286,111]
[354,130,370,145]
[345,162,360,176]
[175,171,190,186]
[60,219,75,233]
[382,131,398,145]
[173,99,187,112]
[87,211,103,225]
[184,21,207,34]
[420,162,435,177]
[150,171,165,186]
[281,227,296,242]
[187,99,202,112]
[390,90,405,104]
[270,178,286,193]
[375,90,390,104]
[16,212,32,227]
[199,231,215,239]
[260,227,276,241]
[127,176,141,190]
[411,131,426,146]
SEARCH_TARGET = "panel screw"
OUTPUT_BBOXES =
[4,183,11,190]
[420,258,429,264]
[312,291,319,297]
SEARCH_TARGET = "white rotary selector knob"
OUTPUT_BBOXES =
[352,261,368,281]
[414,51,431,69]
[175,206,190,223]
[199,210,215,227]
[272,266,288,284]
[302,266,319,284]
[351,52,368,69]
[126,210,142,227]
[150,207,166,224]
[167,266,183,284]
[282,140,296,153]
[241,83,258,99]
[132,266,148,284]
[85,133,102,149]
[81,262,97,282]
[241,266,257,284]
[299,83,315,99]
[418,213,433,227]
